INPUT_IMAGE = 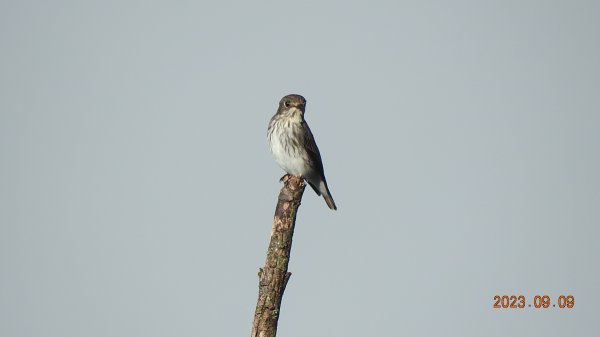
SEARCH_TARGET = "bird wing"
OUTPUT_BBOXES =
[301,120,327,181]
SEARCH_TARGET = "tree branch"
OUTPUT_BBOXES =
[251,175,306,337]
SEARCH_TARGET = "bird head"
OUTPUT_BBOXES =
[278,94,306,117]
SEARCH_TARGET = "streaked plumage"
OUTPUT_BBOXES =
[267,94,337,210]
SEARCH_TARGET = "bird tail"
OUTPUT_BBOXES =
[319,181,337,211]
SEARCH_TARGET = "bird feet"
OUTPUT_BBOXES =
[280,174,305,184]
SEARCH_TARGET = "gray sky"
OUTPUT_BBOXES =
[1,1,599,336]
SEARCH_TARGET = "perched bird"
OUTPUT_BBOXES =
[267,94,337,210]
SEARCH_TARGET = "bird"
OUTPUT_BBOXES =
[267,94,337,210]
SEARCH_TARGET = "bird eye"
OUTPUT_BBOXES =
[284,101,291,108]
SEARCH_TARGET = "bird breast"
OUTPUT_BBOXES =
[270,122,310,176]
